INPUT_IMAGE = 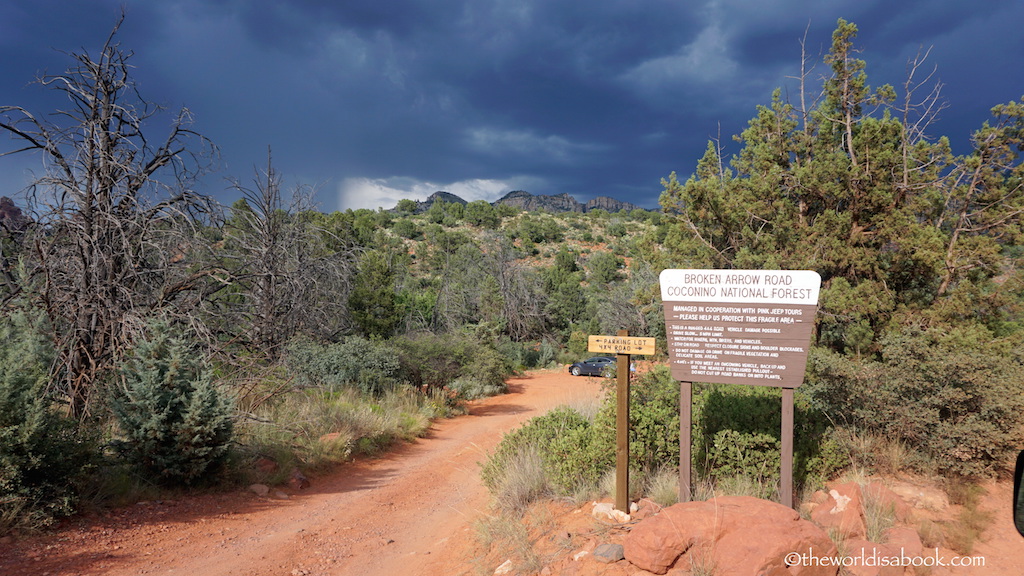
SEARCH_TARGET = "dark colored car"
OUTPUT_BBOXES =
[568,356,616,377]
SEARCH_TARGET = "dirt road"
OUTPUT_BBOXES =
[0,369,602,576]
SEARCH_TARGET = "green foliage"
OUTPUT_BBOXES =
[651,18,1024,483]
[481,407,610,496]
[705,430,781,484]
[349,249,400,338]
[496,203,519,218]
[395,198,417,214]
[659,20,1024,356]
[0,312,93,532]
[464,200,500,229]
[493,338,556,370]
[235,385,440,478]
[446,376,507,401]
[592,366,681,475]
[606,221,627,238]
[694,382,846,486]
[516,215,564,244]
[111,322,234,486]
[586,251,623,284]
[806,323,1024,477]
[484,365,846,506]
[286,336,401,396]
[541,253,587,336]
[426,200,448,224]
[392,332,513,392]
[392,217,420,239]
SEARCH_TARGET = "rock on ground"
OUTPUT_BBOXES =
[623,495,838,576]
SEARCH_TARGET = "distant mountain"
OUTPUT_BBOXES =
[406,190,640,214]
[0,196,27,232]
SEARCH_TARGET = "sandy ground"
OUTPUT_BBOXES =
[0,369,603,576]
[2,368,1023,575]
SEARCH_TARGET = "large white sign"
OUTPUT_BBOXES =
[660,269,821,305]
[660,269,821,388]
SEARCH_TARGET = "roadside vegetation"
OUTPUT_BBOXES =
[2,16,1024,543]
[476,18,1024,565]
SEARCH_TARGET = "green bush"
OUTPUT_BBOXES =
[482,407,610,496]
[482,365,845,507]
[494,338,558,371]
[694,382,845,486]
[705,430,781,483]
[0,312,93,532]
[393,333,513,392]
[591,365,681,475]
[111,321,234,486]
[806,323,1024,477]
[447,376,506,401]
[286,336,401,395]
[392,218,420,239]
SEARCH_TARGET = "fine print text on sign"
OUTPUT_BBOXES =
[660,270,821,388]
[588,335,656,355]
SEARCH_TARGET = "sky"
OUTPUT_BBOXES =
[1,0,1022,213]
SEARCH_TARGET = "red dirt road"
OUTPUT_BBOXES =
[0,369,602,576]
[4,369,1024,575]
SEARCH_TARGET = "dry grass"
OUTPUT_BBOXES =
[234,385,440,480]
[940,482,993,555]
[686,545,719,576]
[834,428,935,476]
[473,512,543,576]
[683,473,778,504]
[645,466,681,507]
[558,392,604,423]
[861,484,897,543]
[492,445,550,514]
[917,517,945,548]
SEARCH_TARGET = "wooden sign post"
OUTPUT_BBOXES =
[588,331,655,513]
[660,269,821,508]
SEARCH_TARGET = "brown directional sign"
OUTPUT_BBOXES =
[659,270,821,388]
[588,335,656,355]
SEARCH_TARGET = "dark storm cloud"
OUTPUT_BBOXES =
[1,0,1021,212]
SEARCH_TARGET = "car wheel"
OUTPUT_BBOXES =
[571,366,581,376]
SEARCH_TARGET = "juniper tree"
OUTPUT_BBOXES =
[111,321,233,485]
[659,18,1024,353]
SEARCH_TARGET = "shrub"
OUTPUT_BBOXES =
[447,376,506,401]
[806,323,1024,477]
[481,365,846,509]
[393,218,420,239]
[234,385,440,479]
[482,407,610,499]
[694,382,846,487]
[393,332,513,392]
[587,251,623,284]
[0,312,93,532]
[111,321,234,486]
[705,430,781,484]
[286,336,401,396]
[591,365,681,475]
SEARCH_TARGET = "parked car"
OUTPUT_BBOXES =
[568,356,616,377]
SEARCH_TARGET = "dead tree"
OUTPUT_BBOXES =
[216,152,359,355]
[0,16,218,417]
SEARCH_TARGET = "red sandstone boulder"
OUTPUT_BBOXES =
[623,496,838,576]
[811,482,867,539]
[863,482,913,523]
